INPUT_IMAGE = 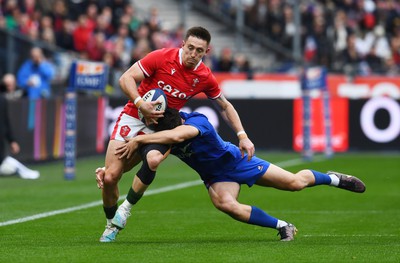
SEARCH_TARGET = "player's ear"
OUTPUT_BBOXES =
[181,40,185,48]
[205,47,211,55]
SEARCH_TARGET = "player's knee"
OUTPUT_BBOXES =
[288,182,303,191]
[145,150,164,171]
[103,168,122,186]
[287,173,308,191]
[213,198,239,215]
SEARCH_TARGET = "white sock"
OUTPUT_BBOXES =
[276,220,288,229]
[121,199,133,210]
[106,218,112,226]
[328,174,340,186]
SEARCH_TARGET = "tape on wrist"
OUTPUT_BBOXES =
[134,96,143,108]
[237,130,246,136]
[237,130,247,140]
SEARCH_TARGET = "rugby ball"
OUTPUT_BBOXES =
[138,88,167,122]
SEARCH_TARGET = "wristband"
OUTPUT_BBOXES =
[237,131,248,140]
[133,96,142,105]
[134,96,143,108]
[237,131,246,136]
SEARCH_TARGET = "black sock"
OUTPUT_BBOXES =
[126,187,143,205]
[103,204,118,219]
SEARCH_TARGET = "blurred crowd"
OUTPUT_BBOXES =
[1,0,400,99]
[0,0,256,98]
[0,0,250,73]
[206,0,400,76]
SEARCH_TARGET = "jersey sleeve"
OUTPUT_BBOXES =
[137,49,164,77]
[184,114,212,136]
[203,72,222,100]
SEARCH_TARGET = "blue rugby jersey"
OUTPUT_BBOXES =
[170,112,243,182]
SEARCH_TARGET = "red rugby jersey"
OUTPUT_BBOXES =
[122,48,222,118]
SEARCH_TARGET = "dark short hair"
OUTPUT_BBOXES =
[185,26,211,45]
[154,108,182,132]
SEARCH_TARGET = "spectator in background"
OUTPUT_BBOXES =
[247,0,268,35]
[39,14,56,45]
[17,12,37,37]
[19,0,36,17]
[109,23,135,57]
[363,25,391,74]
[132,23,151,46]
[87,30,108,61]
[231,53,253,78]
[124,4,141,32]
[144,6,162,35]
[302,4,332,67]
[3,0,20,30]
[389,33,400,66]
[16,47,55,100]
[66,0,86,21]
[49,0,68,33]
[281,4,296,51]
[0,94,39,179]
[129,37,152,66]
[109,0,130,30]
[85,2,98,32]
[202,45,219,71]
[266,0,284,41]
[0,73,23,100]
[168,23,185,48]
[55,18,74,50]
[384,0,400,38]
[95,8,115,39]
[0,16,6,29]
[73,14,93,53]
[112,38,132,70]
[384,56,400,76]
[339,33,365,77]
[216,46,234,72]
[332,9,351,58]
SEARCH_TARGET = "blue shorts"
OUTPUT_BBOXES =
[202,156,270,188]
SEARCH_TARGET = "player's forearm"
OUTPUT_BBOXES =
[220,102,245,134]
[135,130,184,145]
[119,73,140,102]
[214,95,245,134]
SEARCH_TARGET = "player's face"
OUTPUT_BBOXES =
[181,36,210,69]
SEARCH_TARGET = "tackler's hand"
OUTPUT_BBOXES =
[239,136,255,161]
[95,167,105,189]
[115,138,140,160]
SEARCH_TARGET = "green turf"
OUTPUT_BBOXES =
[0,152,399,263]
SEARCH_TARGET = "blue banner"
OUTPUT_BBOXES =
[301,66,327,91]
[68,60,108,92]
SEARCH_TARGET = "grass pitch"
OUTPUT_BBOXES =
[0,152,399,263]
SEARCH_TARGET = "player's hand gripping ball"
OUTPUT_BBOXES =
[138,88,168,123]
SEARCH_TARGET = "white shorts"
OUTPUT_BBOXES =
[111,113,154,141]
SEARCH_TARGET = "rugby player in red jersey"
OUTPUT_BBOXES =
[97,26,255,242]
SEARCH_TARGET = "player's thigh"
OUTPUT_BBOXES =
[255,163,296,189]
[105,140,126,179]
[208,182,241,206]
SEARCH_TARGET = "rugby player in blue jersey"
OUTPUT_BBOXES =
[106,108,366,242]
